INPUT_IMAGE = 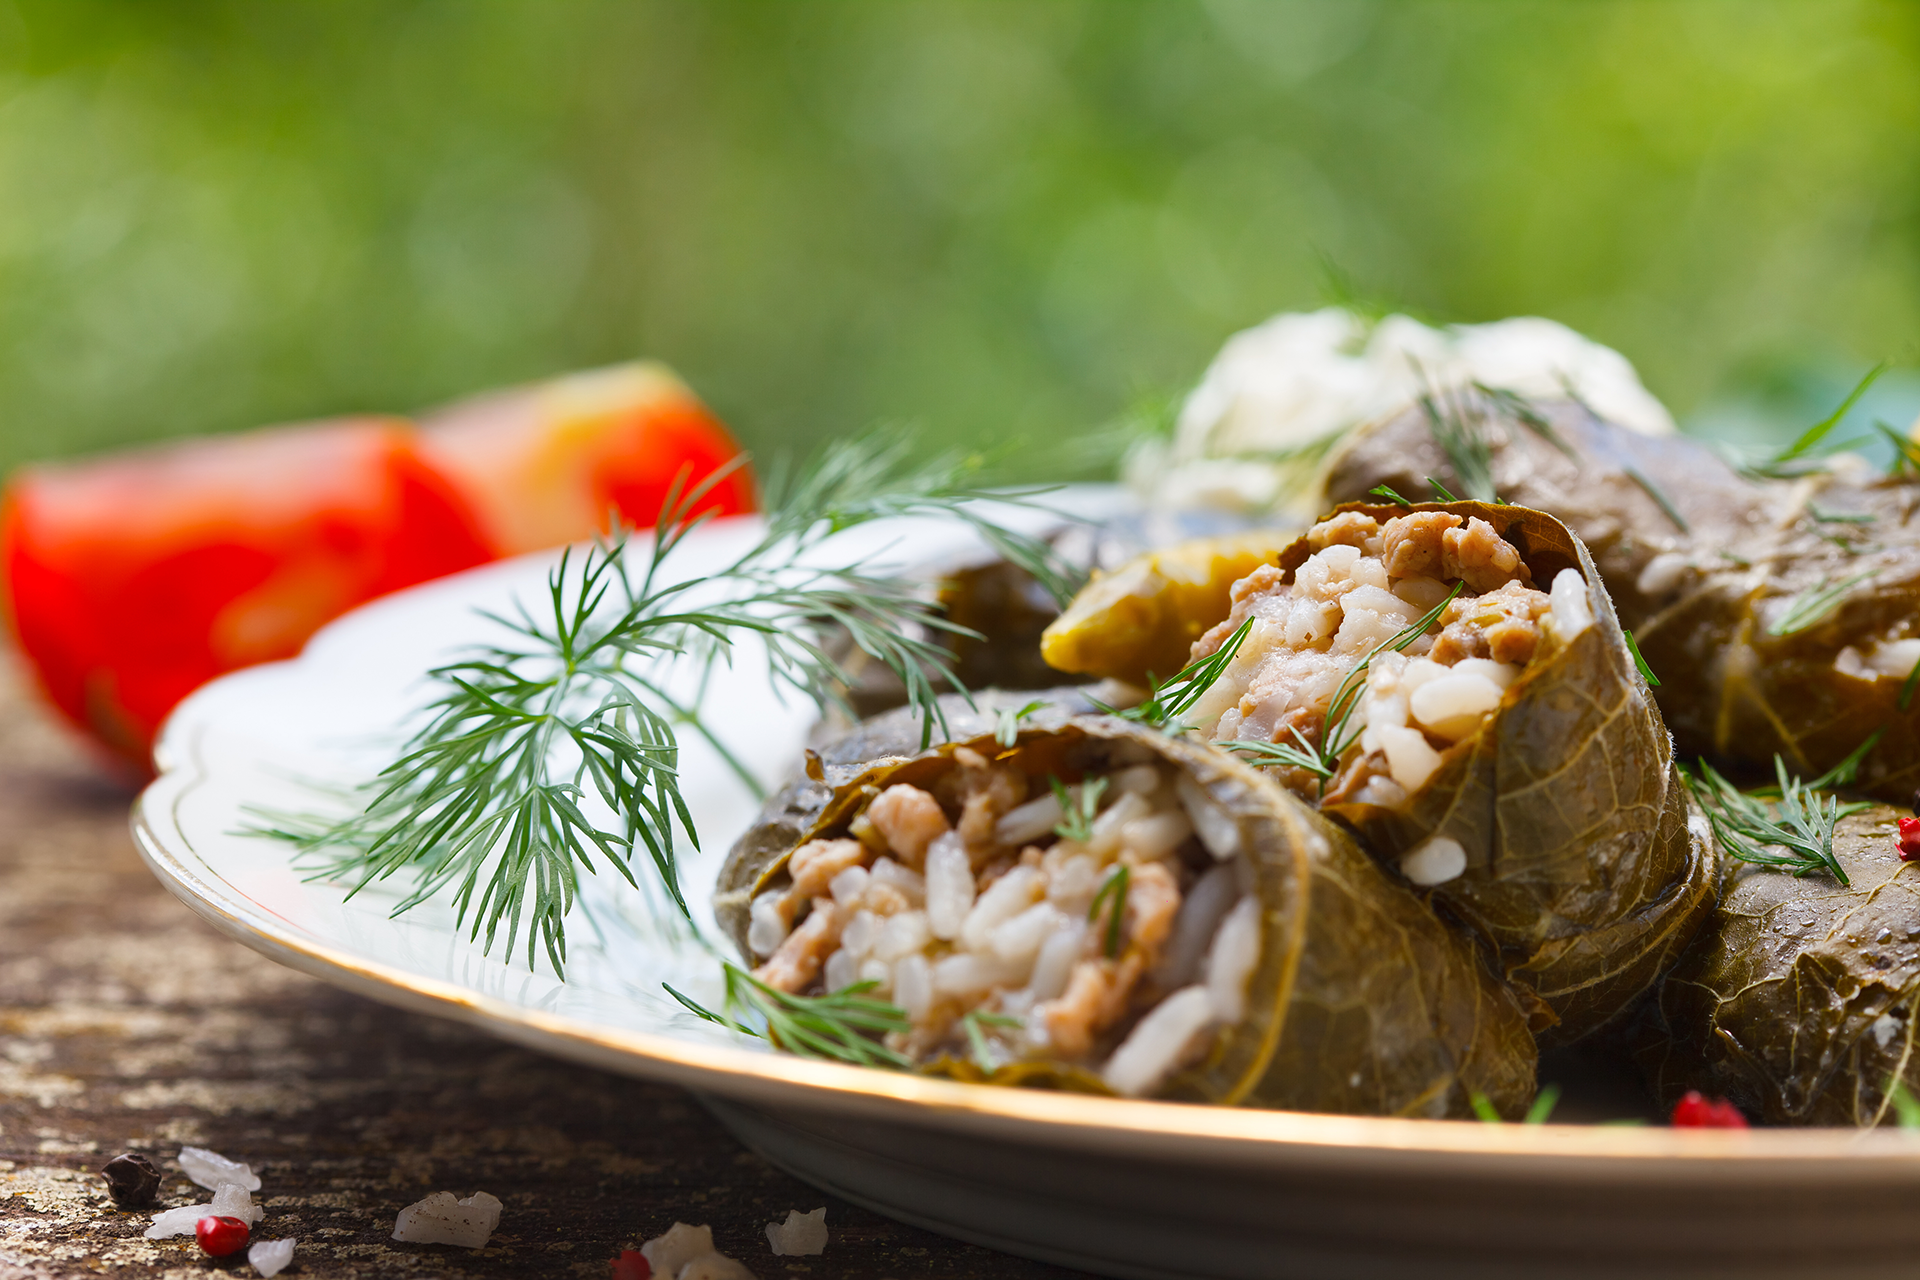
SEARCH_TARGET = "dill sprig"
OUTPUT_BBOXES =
[1749,363,1889,479]
[1426,476,1460,503]
[1682,756,1852,886]
[1088,863,1131,957]
[1217,584,1462,795]
[255,430,1073,975]
[1477,382,1580,463]
[1808,503,1873,525]
[1050,775,1108,843]
[960,1008,1023,1073]
[995,699,1048,749]
[1470,1084,1560,1125]
[1368,483,1412,507]
[1891,1078,1920,1130]
[1108,617,1256,733]
[1624,630,1660,687]
[1218,727,1337,781]
[1419,389,1497,502]
[1876,421,1920,478]
[667,967,913,1068]
[1317,583,1465,762]
[1623,466,1688,533]
[1768,571,1876,637]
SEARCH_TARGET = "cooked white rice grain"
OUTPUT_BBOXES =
[1400,835,1467,886]
[1120,810,1193,861]
[892,953,932,1020]
[1102,986,1217,1097]
[1159,863,1239,990]
[1026,922,1085,1000]
[924,833,975,940]
[1205,897,1262,1021]
[1549,567,1593,637]
[1175,773,1241,861]
[960,867,1044,950]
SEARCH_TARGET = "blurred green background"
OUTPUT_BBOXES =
[0,0,1916,474]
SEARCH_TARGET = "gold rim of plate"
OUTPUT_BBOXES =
[132,719,1920,1181]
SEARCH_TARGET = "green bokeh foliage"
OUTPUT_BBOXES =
[0,0,1913,473]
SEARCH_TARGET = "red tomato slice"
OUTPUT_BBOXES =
[419,362,755,556]
[2,364,755,776]
[2,417,494,772]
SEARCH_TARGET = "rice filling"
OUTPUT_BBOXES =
[745,743,1259,1098]
[1188,509,1590,810]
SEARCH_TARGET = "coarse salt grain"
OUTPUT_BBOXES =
[641,1222,758,1279]
[145,1182,263,1238]
[248,1238,297,1277]
[178,1145,260,1192]
[765,1207,828,1256]
[391,1190,502,1248]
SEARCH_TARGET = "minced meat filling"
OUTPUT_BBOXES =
[745,745,1262,1098]
[1186,510,1589,809]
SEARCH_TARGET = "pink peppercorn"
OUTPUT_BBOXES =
[610,1249,652,1280]
[1670,1090,1748,1128]
[194,1215,249,1257]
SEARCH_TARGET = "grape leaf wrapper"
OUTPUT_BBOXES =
[1631,805,1920,1127]
[1323,390,1920,806]
[717,705,1537,1120]
[1037,500,1715,1045]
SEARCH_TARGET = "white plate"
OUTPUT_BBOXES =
[133,488,1920,1280]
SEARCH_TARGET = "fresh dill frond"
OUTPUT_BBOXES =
[1808,728,1882,791]
[1877,421,1920,478]
[995,699,1048,749]
[1088,863,1131,957]
[1718,550,1752,567]
[1767,571,1876,637]
[1419,389,1497,502]
[1368,484,1412,507]
[1890,1078,1920,1130]
[1623,466,1688,533]
[1753,363,1890,478]
[256,429,1076,975]
[1051,775,1108,843]
[1475,382,1579,463]
[1469,1092,1503,1123]
[1221,584,1462,793]
[1317,583,1465,768]
[1808,503,1874,525]
[1624,630,1660,688]
[1522,1084,1563,1125]
[667,967,913,1068]
[960,1008,1023,1073]
[1426,476,1460,503]
[1218,727,1337,781]
[1111,617,1256,733]
[1682,756,1851,885]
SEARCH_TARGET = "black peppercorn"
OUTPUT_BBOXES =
[102,1152,161,1208]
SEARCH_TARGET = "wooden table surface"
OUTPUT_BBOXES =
[0,656,1093,1280]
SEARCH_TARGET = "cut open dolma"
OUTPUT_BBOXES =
[1322,388,1920,805]
[1633,805,1920,1126]
[1041,501,1714,1042]
[716,703,1536,1118]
